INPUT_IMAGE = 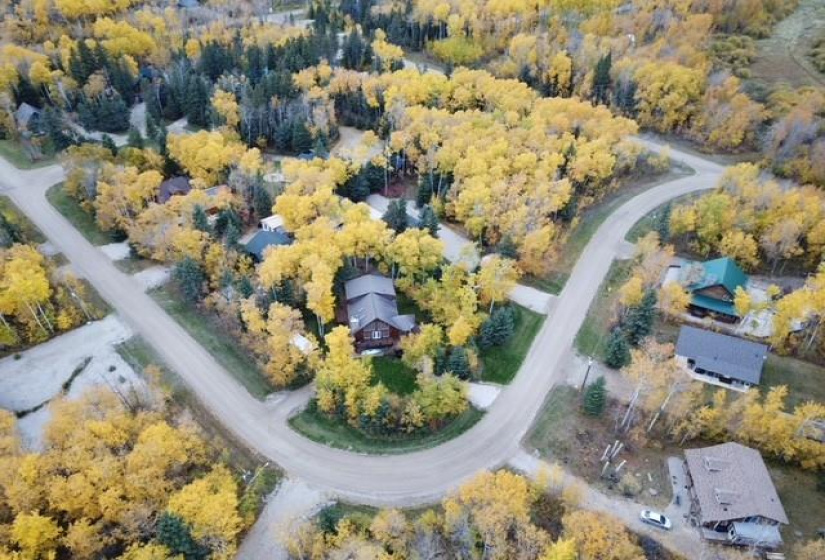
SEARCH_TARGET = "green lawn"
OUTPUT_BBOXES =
[0,195,46,244]
[625,193,702,243]
[0,139,54,170]
[150,284,275,399]
[289,402,483,454]
[479,305,544,384]
[574,260,633,361]
[768,462,825,548]
[762,354,825,407]
[372,356,419,395]
[46,183,122,246]
[524,166,693,294]
[114,255,158,275]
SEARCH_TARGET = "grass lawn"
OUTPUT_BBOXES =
[149,284,275,399]
[527,386,673,509]
[762,354,825,407]
[479,305,544,384]
[768,462,825,548]
[574,260,633,361]
[0,195,46,244]
[114,255,158,275]
[290,402,483,454]
[625,193,703,243]
[524,166,693,294]
[0,139,54,170]
[46,183,122,246]
[372,356,418,395]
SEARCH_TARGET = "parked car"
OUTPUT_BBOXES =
[640,510,672,530]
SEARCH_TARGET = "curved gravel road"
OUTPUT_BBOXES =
[1,137,724,506]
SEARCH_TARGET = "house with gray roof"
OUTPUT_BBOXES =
[344,274,415,351]
[685,442,788,549]
[675,326,768,390]
[243,229,292,261]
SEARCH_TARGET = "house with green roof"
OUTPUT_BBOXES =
[681,257,748,322]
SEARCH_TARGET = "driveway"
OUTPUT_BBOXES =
[0,137,724,537]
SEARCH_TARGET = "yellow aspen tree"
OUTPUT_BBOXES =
[167,465,241,560]
[477,256,520,312]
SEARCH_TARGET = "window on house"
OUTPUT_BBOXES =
[372,331,382,340]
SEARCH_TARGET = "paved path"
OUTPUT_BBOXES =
[0,138,723,524]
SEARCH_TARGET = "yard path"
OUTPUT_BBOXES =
[0,137,723,555]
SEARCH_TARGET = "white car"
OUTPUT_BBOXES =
[640,510,672,530]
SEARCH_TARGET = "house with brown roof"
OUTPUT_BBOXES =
[684,442,788,549]
[344,274,415,352]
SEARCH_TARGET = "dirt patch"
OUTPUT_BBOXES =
[527,386,674,509]
[749,0,825,90]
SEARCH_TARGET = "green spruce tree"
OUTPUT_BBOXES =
[605,328,631,369]
[583,376,607,416]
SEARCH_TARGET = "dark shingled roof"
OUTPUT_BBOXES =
[243,230,291,261]
[158,176,192,203]
[675,326,767,385]
[685,442,788,526]
[344,274,415,334]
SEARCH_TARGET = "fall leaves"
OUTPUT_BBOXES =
[0,390,244,560]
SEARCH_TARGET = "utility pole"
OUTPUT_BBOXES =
[579,356,593,391]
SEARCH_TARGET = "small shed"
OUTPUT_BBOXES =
[15,103,41,131]
[260,214,285,232]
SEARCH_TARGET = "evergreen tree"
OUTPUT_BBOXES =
[184,76,211,129]
[127,127,144,149]
[253,186,273,219]
[496,236,519,260]
[447,346,471,379]
[383,199,409,234]
[419,204,440,237]
[192,205,210,233]
[583,376,607,416]
[654,203,672,241]
[224,221,240,247]
[236,275,254,299]
[605,328,631,369]
[624,289,657,346]
[173,257,206,303]
[156,513,208,560]
[145,112,159,141]
[479,306,515,348]
[592,52,612,106]
[101,134,118,155]
[41,107,73,151]
[291,120,313,153]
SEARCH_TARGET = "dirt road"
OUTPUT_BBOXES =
[0,137,723,518]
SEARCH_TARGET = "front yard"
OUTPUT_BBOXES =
[479,304,544,384]
[575,260,633,361]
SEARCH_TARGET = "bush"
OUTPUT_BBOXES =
[617,472,642,497]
